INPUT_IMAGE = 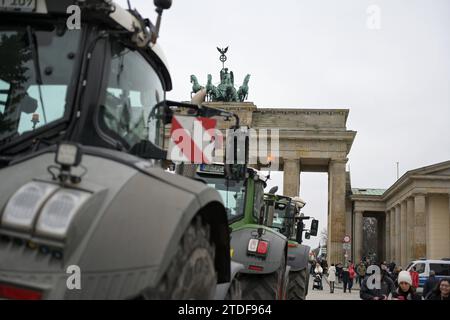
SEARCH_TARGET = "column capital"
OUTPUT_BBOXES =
[330,158,348,165]
[412,188,428,197]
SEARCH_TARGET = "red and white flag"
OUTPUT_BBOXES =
[168,115,220,164]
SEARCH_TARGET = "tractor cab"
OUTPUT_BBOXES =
[196,163,265,224]
[0,0,172,165]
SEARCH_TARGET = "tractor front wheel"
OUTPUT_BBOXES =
[144,216,217,299]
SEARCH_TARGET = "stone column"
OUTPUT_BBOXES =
[400,201,408,267]
[377,215,385,262]
[390,208,395,263]
[327,159,347,264]
[414,194,427,259]
[395,205,401,264]
[406,197,415,264]
[283,159,300,197]
[385,211,390,262]
[354,211,364,263]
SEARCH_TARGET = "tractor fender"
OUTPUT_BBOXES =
[77,167,231,289]
[287,243,311,272]
[230,226,287,275]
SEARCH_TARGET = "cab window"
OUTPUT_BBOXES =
[253,180,265,220]
[99,42,164,150]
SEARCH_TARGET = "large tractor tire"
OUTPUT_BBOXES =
[144,216,217,299]
[288,268,309,300]
[225,276,242,300]
[239,254,286,300]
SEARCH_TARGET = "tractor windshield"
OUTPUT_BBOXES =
[0,25,80,146]
[272,202,288,230]
[270,200,295,237]
[98,40,165,151]
[197,173,246,221]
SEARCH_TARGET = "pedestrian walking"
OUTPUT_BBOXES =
[423,270,439,299]
[392,271,422,300]
[342,265,350,293]
[426,279,450,300]
[313,262,324,290]
[409,266,419,289]
[321,259,328,275]
[336,263,343,283]
[309,259,315,275]
[392,266,402,287]
[356,261,366,287]
[314,262,323,275]
[348,262,356,293]
[327,264,336,293]
[360,265,395,300]
[388,261,396,273]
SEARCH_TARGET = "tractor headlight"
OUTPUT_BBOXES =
[35,189,90,240]
[1,182,58,232]
[55,142,82,167]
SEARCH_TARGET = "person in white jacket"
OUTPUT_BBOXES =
[314,262,323,275]
[328,264,337,293]
[314,262,324,289]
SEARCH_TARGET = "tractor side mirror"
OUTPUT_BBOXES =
[268,186,278,194]
[154,0,172,10]
[295,220,304,243]
[310,219,319,236]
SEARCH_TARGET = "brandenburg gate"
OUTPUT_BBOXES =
[206,101,357,264]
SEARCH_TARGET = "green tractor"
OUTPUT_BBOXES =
[263,192,319,299]
[195,163,290,300]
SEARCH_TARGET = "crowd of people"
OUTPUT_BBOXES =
[309,256,450,300]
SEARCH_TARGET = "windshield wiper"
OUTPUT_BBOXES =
[26,26,47,124]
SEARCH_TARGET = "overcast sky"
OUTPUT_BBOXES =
[118,0,450,248]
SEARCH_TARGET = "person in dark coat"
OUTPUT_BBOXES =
[423,270,439,299]
[391,266,402,288]
[360,267,395,300]
[388,262,396,273]
[392,271,422,300]
[335,263,343,283]
[426,279,450,300]
[321,259,328,275]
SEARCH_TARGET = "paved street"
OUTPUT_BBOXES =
[307,276,361,300]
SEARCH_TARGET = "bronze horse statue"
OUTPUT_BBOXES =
[190,75,204,98]
[238,74,250,102]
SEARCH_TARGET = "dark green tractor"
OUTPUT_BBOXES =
[196,164,290,300]
[263,192,319,299]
